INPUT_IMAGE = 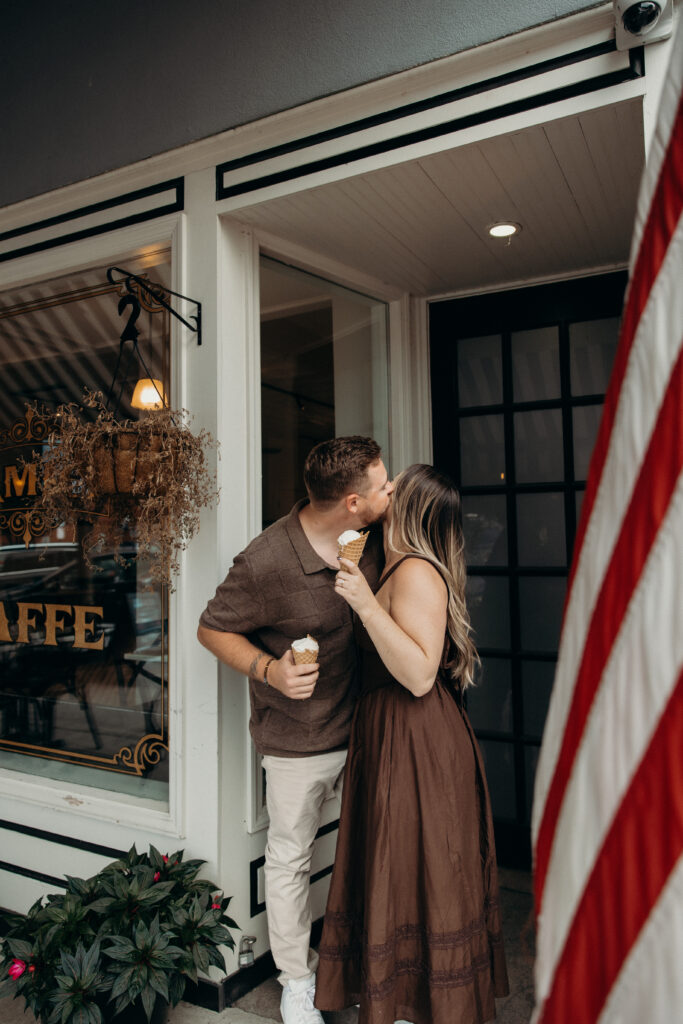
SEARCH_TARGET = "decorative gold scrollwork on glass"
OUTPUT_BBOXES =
[0,408,52,547]
[0,510,48,548]
[0,407,50,450]
[114,734,169,776]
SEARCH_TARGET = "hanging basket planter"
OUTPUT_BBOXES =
[31,391,219,587]
[93,429,170,496]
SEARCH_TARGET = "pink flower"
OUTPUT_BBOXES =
[28,965,36,974]
[211,902,221,910]
[8,959,26,980]
[162,855,169,863]
[153,871,161,882]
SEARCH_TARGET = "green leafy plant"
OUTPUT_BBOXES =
[0,845,237,1024]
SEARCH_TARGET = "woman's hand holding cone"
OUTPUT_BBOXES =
[335,557,378,623]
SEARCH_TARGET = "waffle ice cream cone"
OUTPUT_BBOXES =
[292,634,319,665]
[337,530,369,566]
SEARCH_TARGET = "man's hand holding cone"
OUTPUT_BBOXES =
[266,637,319,700]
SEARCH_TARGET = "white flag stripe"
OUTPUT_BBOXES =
[596,853,683,1024]
[533,17,683,1021]
[531,212,683,841]
[534,474,683,1004]
[629,22,683,263]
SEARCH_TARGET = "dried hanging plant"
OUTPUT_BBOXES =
[32,391,218,587]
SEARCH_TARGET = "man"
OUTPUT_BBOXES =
[197,436,392,1024]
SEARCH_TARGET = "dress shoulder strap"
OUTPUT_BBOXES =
[375,552,448,591]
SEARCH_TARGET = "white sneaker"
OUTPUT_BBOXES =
[280,974,325,1024]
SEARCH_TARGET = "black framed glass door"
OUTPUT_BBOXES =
[429,271,627,867]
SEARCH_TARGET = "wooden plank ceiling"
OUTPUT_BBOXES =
[238,99,644,297]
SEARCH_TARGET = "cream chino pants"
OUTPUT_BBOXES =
[262,749,347,984]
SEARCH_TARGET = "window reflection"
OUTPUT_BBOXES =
[260,257,389,528]
[569,318,620,396]
[573,404,603,481]
[512,326,561,402]
[518,577,566,652]
[0,256,171,801]
[467,658,513,733]
[479,739,516,821]
[457,335,502,407]
[462,495,508,567]
[460,415,505,487]
[514,409,564,483]
[516,492,566,566]
[466,576,510,650]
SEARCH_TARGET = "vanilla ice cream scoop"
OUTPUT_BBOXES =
[291,634,319,664]
[338,529,361,546]
[337,529,369,565]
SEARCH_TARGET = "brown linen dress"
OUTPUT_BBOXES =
[315,555,509,1024]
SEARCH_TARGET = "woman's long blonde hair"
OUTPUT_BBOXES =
[388,464,478,689]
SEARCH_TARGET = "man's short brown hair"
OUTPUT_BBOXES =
[303,436,382,504]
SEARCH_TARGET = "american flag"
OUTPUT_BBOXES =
[531,20,683,1024]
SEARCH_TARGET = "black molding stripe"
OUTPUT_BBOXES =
[315,817,340,840]
[249,856,265,918]
[249,818,339,917]
[216,43,643,200]
[310,863,334,885]
[0,859,66,889]
[221,40,617,174]
[0,819,127,860]
[0,177,184,265]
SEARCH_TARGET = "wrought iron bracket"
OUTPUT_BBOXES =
[106,266,202,346]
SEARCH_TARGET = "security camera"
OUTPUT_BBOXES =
[614,0,673,50]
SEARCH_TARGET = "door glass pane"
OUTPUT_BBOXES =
[573,404,603,481]
[512,326,561,402]
[525,745,541,823]
[467,658,513,733]
[521,660,556,738]
[260,257,389,528]
[457,335,502,407]
[466,576,510,650]
[514,409,564,483]
[479,739,516,820]
[569,318,620,396]
[519,577,566,652]
[462,495,507,567]
[576,489,585,527]
[517,492,566,566]
[0,255,171,802]
[460,415,505,487]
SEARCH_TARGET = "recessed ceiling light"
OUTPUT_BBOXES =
[488,222,521,238]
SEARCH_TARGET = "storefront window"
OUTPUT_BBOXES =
[0,252,171,802]
[260,256,389,527]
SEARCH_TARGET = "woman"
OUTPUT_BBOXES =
[314,464,509,1024]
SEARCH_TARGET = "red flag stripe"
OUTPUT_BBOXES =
[535,341,683,910]
[567,94,683,598]
[535,666,683,1024]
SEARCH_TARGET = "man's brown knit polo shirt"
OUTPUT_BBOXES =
[199,501,383,757]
